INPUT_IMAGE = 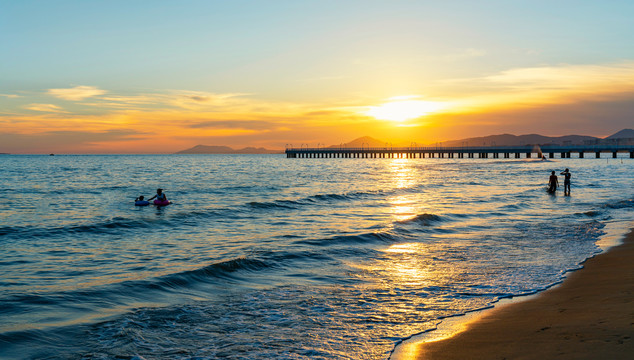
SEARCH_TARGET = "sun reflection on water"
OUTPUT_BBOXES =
[386,159,425,221]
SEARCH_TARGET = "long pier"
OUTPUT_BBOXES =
[286,145,634,159]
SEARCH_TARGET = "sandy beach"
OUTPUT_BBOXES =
[399,228,634,360]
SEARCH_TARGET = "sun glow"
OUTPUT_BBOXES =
[365,96,447,122]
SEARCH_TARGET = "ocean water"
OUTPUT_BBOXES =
[0,154,632,359]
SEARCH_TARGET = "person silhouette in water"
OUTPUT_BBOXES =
[148,188,168,204]
[560,168,571,195]
[548,171,559,193]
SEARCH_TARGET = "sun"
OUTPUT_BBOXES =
[365,96,446,122]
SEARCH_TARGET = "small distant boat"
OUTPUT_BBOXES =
[49,153,55,156]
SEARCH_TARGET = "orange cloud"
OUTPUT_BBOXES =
[444,61,634,112]
[24,103,67,113]
[47,86,107,101]
[3,61,634,154]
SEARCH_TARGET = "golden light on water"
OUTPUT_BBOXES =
[389,195,418,222]
[383,244,431,286]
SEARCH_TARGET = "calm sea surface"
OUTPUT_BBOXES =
[0,154,632,359]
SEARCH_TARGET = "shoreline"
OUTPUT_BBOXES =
[391,227,634,360]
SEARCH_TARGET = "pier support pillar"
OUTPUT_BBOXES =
[526,152,531,158]
[549,152,554,158]
[515,153,520,158]
[579,152,584,158]
[596,152,600,158]
[613,151,617,158]
[630,152,634,158]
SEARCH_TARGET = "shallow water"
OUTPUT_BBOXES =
[0,154,632,359]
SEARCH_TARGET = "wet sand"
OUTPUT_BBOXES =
[404,229,634,360]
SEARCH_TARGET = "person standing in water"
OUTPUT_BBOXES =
[560,168,571,195]
[548,171,559,193]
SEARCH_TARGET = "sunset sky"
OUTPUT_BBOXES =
[2,0,634,153]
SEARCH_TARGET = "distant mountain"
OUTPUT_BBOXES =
[177,129,633,154]
[605,128,634,140]
[437,129,634,147]
[328,136,388,148]
[438,134,598,147]
[175,145,282,154]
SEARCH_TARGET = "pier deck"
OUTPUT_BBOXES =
[285,145,634,159]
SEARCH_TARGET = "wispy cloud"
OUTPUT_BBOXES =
[166,90,251,110]
[187,120,276,130]
[0,94,21,99]
[79,90,255,112]
[47,85,107,101]
[482,62,634,90]
[24,103,67,113]
[444,61,634,111]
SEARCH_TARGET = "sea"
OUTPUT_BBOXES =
[0,154,632,359]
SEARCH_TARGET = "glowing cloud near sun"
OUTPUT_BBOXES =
[365,96,447,122]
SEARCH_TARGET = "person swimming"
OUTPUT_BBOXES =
[148,188,169,205]
[135,195,150,206]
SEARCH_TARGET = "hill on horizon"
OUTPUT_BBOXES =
[605,128,634,140]
[174,129,633,154]
[438,128,633,147]
[175,145,282,154]
[328,136,388,148]
[337,129,633,149]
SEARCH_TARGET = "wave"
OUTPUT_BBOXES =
[395,213,442,226]
[308,193,352,202]
[573,197,633,219]
[144,257,275,290]
[294,231,398,246]
[602,197,634,210]
[0,217,152,238]
[0,256,279,328]
[245,190,383,211]
[295,213,445,247]
[580,210,602,217]
[247,200,301,210]
[0,206,234,239]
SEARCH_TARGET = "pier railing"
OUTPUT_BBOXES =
[285,144,634,159]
